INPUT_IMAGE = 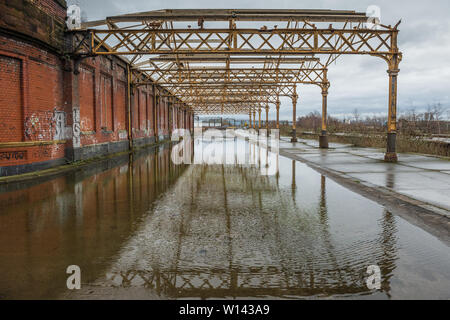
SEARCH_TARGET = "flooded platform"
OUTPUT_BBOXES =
[0,138,449,300]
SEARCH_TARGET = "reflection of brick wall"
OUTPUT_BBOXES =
[0,146,188,298]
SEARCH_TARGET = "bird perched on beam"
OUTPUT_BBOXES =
[198,18,205,29]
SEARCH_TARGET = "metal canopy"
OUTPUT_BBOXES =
[68,8,401,118]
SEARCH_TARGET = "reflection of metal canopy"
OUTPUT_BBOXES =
[96,149,397,298]
[68,8,402,160]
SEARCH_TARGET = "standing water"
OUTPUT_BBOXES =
[0,138,449,299]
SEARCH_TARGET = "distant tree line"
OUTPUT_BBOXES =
[295,102,449,136]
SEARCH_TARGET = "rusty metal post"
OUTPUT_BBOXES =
[385,33,401,162]
[265,104,269,136]
[258,106,261,130]
[154,86,159,142]
[276,98,280,130]
[252,109,256,130]
[291,86,298,143]
[249,110,252,128]
[319,76,330,148]
[169,97,173,136]
[385,66,400,162]
[126,65,133,149]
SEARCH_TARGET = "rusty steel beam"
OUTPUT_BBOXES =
[88,9,368,24]
[132,67,325,86]
[71,27,399,64]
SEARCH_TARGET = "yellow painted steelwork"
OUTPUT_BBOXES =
[67,8,402,159]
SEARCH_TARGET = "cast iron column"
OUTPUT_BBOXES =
[385,65,400,162]
[291,89,298,143]
[319,83,330,148]
[276,98,280,130]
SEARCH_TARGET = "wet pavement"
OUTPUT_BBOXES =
[0,138,449,300]
[280,137,450,216]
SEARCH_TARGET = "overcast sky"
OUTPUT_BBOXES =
[68,0,450,120]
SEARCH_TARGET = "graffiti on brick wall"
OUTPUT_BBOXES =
[53,111,67,140]
[72,108,81,148]
[24,114,43,140]
[32,144,63,160]
[0,151,27,161]
[0,122,19,136]
[80,118,94,132]
[119,130,128,140]
[24,109,69,141]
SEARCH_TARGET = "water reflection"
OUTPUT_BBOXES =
[0,138,449,300]
[80,138,405,299]
[0,145,188,299]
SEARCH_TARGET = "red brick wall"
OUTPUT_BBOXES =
[139,90,146,131]
[0,0,67,51]
[79,65,95,132]
[130,85,156,139]
[132,93,139,136]
[159,97,168,135]
[147,92,154,136]
[99,73,113,131]
[0,1,190,175]
[115,79,127,133]
[30,0,67,21]
[162,99,167,135]
[78,55,130,146]
[0,34,66,168]
[0,55,22,142]
[27,51,64,141]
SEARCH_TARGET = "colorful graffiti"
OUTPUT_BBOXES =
[24,109,68,141]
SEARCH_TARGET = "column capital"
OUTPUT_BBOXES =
[321,82,330,95]
[387,69,400,76]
